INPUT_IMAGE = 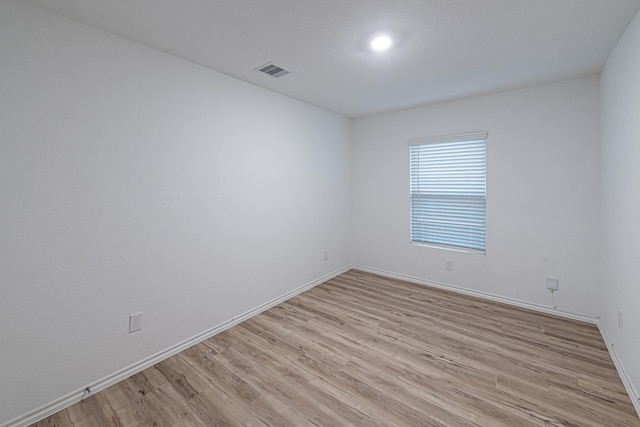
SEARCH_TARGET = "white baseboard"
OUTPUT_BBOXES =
[353,265,597,324]
[4,266,351,427]
[354,265,640,418]
[9,264,639,425]
[597,324,640,418]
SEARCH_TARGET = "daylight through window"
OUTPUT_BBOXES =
[409,132,487,254]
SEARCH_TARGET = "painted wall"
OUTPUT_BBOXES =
[600,8,640,401]
[0,1,351,424]
[2,0,637,423]
[352,76,601,317]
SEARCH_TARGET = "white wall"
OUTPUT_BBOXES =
[352,76,601,317]
[3,0,637,423]
[600,8,640,402]
[0,1,351,424]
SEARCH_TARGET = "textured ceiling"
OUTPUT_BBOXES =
[21,0,640,118]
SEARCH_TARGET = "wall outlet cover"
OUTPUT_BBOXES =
[129,312,142,333]
[618,310,624,330]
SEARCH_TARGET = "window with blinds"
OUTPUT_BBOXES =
[409,132,487,254]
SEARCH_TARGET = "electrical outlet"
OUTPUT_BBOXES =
[445,260,454,271]
[323,250,329,261]
[546,277,559,291]
[129,312,142,333]
[618,310,624,330]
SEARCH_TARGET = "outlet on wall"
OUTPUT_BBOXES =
[618,310,624,330]
[445,260,454,271]
[546,277,559,291]
[129,312,142,333]
[323,250,329,261]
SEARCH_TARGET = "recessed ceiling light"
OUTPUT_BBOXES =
[370,35,393,52]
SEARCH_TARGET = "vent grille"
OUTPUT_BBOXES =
[256,63,290,78]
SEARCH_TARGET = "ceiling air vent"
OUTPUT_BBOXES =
[256,62,290,78]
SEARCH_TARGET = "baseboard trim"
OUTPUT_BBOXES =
[597,323,640,417]
[4,266,351,427]
[353,265,640,418]
[10,265,638,425]
[352,265,598,324]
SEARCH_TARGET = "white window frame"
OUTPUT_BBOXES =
[409,131,487,254]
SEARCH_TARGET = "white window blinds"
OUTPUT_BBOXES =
[409,132,487,254]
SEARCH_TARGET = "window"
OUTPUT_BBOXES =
[409,131,487,254]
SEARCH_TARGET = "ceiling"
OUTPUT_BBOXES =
[22,0,640,118]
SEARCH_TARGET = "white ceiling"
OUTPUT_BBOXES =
[22,0,640,118]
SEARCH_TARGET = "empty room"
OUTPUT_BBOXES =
[2,0,640,426]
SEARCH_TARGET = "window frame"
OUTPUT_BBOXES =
[408,131,487,255]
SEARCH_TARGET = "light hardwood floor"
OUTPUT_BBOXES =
[32,270,640,426]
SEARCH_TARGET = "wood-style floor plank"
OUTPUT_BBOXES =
[31,270,640,426]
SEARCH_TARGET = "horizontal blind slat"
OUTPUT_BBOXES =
[410,133,486,252]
